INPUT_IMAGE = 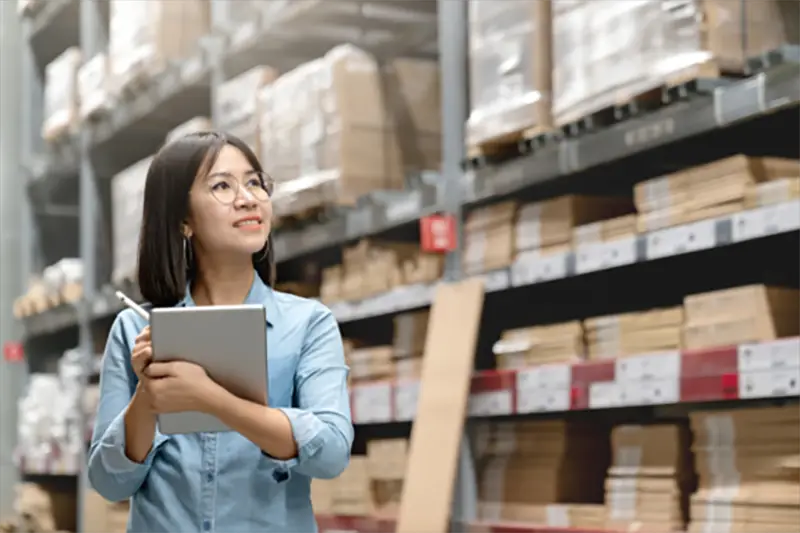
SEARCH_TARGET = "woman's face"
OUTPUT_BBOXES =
[185,144,272,259]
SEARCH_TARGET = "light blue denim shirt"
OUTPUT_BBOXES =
[88,274,354,533]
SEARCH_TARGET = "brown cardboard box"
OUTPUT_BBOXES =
[466,0,553,147]
[745,177,800,209]
[474,420,610,522]
[682,284,800,350]
[331,457,373,516]
[108,0,209,91]
[573,214,638,247]
[689,406,800,533]
[464,201,518,274]
[348,346,394,383]
[604,424,694,533]
[584,307,684,360]
[393,311,429,359]
[338,240,419,301]
[636,156,800,232]
[517,195,634,253]
[259,45,417,219]
[493,321,585,369]
[218,66,279,156]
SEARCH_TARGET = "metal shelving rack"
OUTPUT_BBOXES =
[11,0,800,532]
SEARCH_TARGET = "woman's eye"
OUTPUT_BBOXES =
[246,179,262,188]
[211,182,230,190]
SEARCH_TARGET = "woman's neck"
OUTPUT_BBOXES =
[191,255,255,307]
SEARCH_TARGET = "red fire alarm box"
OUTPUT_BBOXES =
[420,214,457,253]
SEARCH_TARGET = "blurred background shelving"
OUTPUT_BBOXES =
[0,0,798,532]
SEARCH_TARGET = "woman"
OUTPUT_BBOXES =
[88,132,354,533]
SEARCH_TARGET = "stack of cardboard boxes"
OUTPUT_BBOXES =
[551,0,797,127]
[689,406,800,533]
[604,424,695,533]
[473,420,609,525]
[312,438,409,518]
[219,66,279,154]
[108,0,209,93]
[572,214,637,248]
[634,155,800,233]
[464,202,518,275]
[110,156,153,286]
[320,240,441,304]
[258,44,441,220]
[466,0,553,148]
[584,307,684,360]
[513,195,634,269]
[682,284,800,351]
[493,321,584,370]
[392,311,429,381]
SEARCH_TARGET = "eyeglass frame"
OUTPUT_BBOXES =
[203,170,275,206]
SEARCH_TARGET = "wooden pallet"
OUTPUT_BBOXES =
[556,60,741,138]
[465,124,554,169]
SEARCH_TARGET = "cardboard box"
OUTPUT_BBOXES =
[745,177,800,209]
[78,54,112,121]
[464,201,518,274]
[516,195,634,253]
[217,66,279,156]
[466,0,552,147]
[584,307,684,360]
[493,321,585,369]
[682,284,800,350]
[108,0,210,91]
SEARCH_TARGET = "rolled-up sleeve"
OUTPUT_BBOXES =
[263,305,354,479]
[87,312,168,501]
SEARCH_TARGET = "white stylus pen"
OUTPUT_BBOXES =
[115,290,150,320]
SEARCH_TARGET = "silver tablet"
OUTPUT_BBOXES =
[150,304,268,435]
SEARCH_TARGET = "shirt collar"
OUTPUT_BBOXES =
[178,272,276,327]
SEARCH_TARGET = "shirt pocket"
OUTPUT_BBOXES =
[266,349,298,409]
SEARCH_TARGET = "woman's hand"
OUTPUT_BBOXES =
[131,326,153,380]
[142,361,220,414]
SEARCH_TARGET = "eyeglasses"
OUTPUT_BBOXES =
[206,171,274,205]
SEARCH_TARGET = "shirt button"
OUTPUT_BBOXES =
[202,519,211,531]
[206,472,214,483]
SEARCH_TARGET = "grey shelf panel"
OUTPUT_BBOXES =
[21,200,799,338]
[464,61,800,204]
[23,0,80,68]
[220,1,437,78]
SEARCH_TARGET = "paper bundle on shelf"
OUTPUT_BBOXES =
[516,195,634,255]
[392,311,428,380]
[347,346,394,384]
[682,284,800,350]
[552,0,798,127]
[473,420,610,523]
[463,201,518,275]
[42,47,82,142]
[111,156,153,286]
[108,0,209,92]
[604,424,695,533]
[493,321,585,370]
[635,155,800,232]
[216,66,279,155]
[584,306,684,360]
[466,0,553,148]
[689,406,800,533]
[572,214,637,248]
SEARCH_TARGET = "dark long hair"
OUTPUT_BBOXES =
[137,131,276,308]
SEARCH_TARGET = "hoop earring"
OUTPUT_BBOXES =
[254,241,270,263]
[183,236,193,269]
